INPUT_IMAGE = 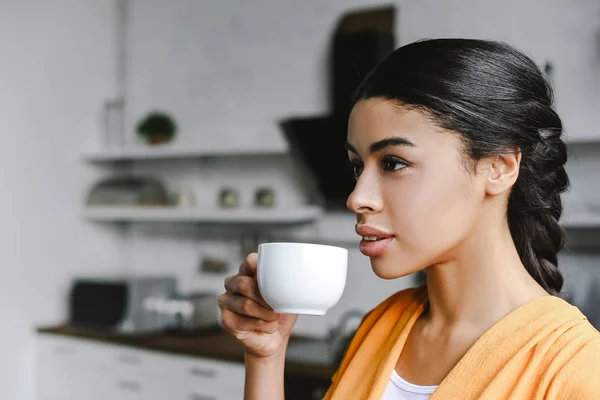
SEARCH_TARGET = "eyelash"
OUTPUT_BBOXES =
[350,156,409,179]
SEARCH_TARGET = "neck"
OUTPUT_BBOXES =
[424,220,548,330]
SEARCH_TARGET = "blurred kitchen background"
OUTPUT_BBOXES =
[1,0,599,399]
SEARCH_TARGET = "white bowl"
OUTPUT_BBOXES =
[257,242,348,315]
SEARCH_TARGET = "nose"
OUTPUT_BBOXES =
[346,172,383,215]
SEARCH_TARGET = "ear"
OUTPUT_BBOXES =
[483,151,521,196]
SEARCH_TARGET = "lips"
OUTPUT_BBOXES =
[355,224,394,257]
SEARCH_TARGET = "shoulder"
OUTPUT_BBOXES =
[547,319,600,398]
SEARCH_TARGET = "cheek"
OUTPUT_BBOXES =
[385,165,480,253]
[372,174,476,279]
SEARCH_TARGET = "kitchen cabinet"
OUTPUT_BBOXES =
[37,326,338,400]
[36,334,245,400]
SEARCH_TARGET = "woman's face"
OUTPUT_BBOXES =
[346,98,488,279]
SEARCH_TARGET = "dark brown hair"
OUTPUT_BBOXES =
[354,39,569,295]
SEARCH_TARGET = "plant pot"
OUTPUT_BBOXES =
[145,134,171,145]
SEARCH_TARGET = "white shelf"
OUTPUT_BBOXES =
[83,205,322,224]
[561,212,600,229]
[82,145,287,162]
[82,138,597,162]
[566,137,600,146]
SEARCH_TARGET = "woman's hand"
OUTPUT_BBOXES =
[219,253,298,359]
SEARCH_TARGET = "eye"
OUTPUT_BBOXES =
[350,161,364,180]
[382,156,408,172]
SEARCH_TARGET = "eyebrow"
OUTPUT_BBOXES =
[345,136,416,154]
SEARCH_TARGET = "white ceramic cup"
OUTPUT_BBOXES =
[257,242,348,315]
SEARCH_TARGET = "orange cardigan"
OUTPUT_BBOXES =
[324,286,600,399]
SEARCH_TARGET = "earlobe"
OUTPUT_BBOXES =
[485,152,521,195]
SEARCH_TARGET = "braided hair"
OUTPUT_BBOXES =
[354,39,569,295]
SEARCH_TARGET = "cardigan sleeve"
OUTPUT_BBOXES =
[546,337,600,399]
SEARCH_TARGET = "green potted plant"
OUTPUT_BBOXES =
[136,112,177,145]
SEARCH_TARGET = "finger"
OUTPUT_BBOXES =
[220,309,279,335]
[239,253,258,277]
[226,275,271,309]
[224,274,272,310]
[224,275,234,290]
[219,293,279,323]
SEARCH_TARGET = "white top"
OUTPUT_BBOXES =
[381,369,438,400]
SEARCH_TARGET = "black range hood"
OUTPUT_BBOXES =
[281,6,396,210]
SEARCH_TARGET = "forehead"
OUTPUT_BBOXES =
[347,98,474,170]
[348,98,462,154]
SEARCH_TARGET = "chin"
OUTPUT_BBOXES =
[369,256,416,280]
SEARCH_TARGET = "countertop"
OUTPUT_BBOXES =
[37,325,337,381]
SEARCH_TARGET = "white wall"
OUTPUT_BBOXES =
[0,1,121,398]
[401,0,600,140]
[124,0,390,151]
[124,0,600,146]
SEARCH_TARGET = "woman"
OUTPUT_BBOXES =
[218,39,600,399]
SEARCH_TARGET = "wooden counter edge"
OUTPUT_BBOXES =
[36,325,337,381]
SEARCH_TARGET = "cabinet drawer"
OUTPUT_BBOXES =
[100,373,172,400]
[37,356,171,400]
[36,335,245,399]
[37,336,172,381]
[165,354,245,391]
[37,361,106,400]
[166,381,244,400]
[110,346,169,380]
[37,335,112,370]
[38,396,77,400]
[101,373,242,400]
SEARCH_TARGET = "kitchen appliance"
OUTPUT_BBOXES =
[157,292,221,333]
[281,116,352,208]
[280,6,395,209]
[68,276,177,333]
[285,309,364,365]
[86,176,169,206]
[330,6,396,116]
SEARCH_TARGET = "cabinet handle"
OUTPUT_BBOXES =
[189,366,217,378]
[189,394,216,400]
[117,354,142,365]
[116,380,142,392]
